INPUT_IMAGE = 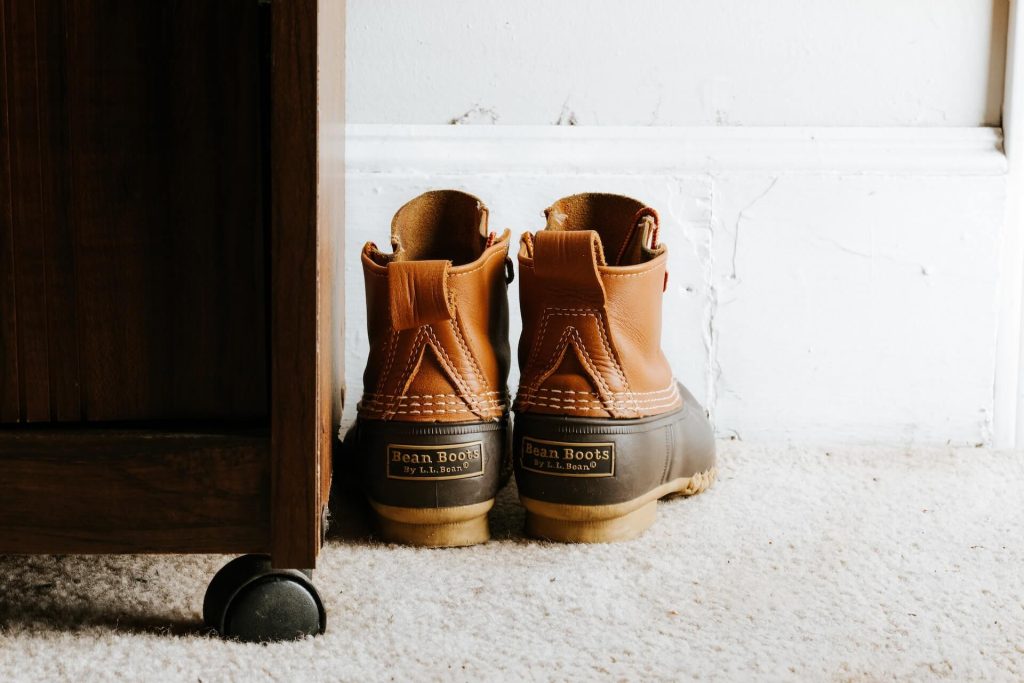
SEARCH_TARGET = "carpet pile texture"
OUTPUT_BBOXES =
[1,442,1022,681]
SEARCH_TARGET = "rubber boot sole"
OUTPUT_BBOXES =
[513,393,716,543]
[352,418,509,547]
[520,468,716,543]
[369,498,495,547]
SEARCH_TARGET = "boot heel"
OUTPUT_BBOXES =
[522,498,657,543]
[513,405,716,543]
[351,418,509,547]
[370,499,494,547]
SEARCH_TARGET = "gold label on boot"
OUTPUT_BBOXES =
[386,441,485,481]
[520,437,615,477]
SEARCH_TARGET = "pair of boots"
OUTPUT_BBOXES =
[345,190,715,547]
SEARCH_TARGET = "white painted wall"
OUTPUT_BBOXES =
[347,0,1008,127]
[339,126,1007,446]
[340,0,1016,446]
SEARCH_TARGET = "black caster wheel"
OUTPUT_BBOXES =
[203,554,326,642]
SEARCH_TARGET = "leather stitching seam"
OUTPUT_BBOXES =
[539,327,618,414]
[564,328,616,411]
[591,310,636,412]
[518,325,584,408]
[520,309,614,413]
[526,392,678,406]
[422,326,497,419]
[364,391,502,399]
[519,306,637,416]
[531,385,675,397]
[375,328,401,401]
[524,397,681,412]
[383,326,427,419]
[449,314,489,415]
[363,398,504,410]
[524,307,600,384]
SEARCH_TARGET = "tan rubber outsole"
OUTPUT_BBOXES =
[520,467,717,543]
[369,499,495,547]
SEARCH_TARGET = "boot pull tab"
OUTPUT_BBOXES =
[533,230,607,304]
[614,206,661,266]
[387,260,454,330]
[635,206,660,251]
[633,206,667,292]
[505,257,515,285]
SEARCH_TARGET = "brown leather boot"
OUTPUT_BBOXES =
[512,193,716,543]
[347,190,512,547]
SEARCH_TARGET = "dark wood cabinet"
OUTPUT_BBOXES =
[0,0,342,640]
[2,0,269,423]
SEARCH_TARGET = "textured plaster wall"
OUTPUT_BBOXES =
[341,0,1011,445]
[346,0,1008,127]
[342,140,1006,445]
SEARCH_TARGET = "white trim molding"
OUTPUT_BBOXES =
[341,124,1005,177]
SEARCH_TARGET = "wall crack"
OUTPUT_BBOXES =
[731,176,780,281]
[449,104,500,125]
[704,177,721,427]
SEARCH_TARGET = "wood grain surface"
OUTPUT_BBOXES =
[0,0,337,569]
[0,429,270,554]
[269,0,337,569]
[0,0,268,423]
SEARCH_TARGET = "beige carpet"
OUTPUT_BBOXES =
[1,442,1023,682]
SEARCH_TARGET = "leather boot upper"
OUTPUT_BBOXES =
[358,190,511,423]
[514,193,682,419]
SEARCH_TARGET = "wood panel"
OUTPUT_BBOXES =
[0,0,268,423]
[0,430,270,554]
[0,1,333,569]
[1,0,59,421]
[0,0,17,422]
[269,0,338,569]
[39,0,81,424]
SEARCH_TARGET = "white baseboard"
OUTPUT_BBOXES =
[339,125,1009,446]
[340,124,1005,175]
